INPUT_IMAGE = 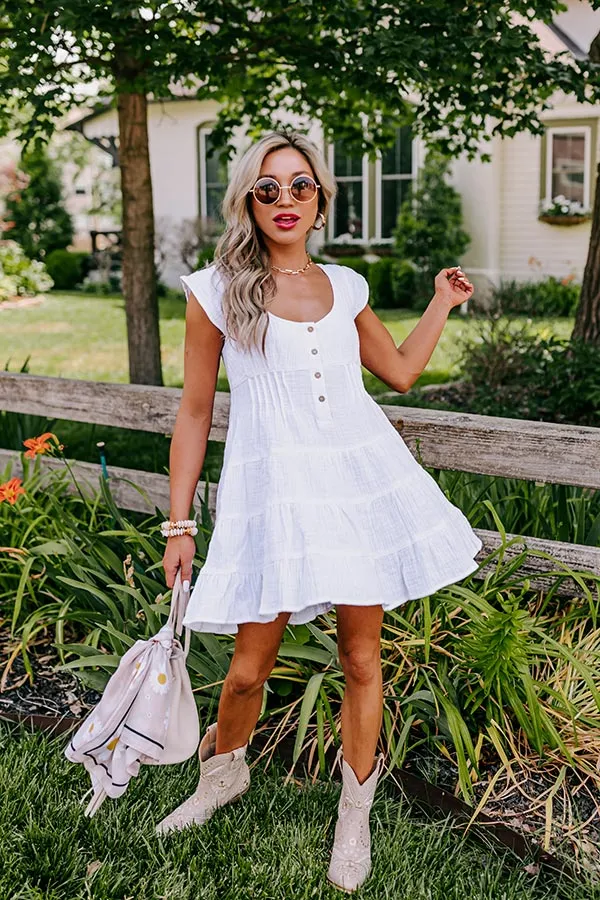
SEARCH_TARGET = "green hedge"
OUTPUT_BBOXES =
[485,276,580,317]
[368,258,396,309]
[45,250,91,290]
[332,256,370,279]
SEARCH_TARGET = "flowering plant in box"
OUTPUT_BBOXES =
[539,195,591,222]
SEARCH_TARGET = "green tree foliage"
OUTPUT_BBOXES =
[3,145,73,260]
[1,2,599,380]
[393,150,470,309]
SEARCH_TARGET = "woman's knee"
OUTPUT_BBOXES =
[338,644,381,685]
[226,658,271,696]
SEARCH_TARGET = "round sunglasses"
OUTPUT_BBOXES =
[248,174,321,205]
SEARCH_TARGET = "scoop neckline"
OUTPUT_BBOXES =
[267,263,336,325]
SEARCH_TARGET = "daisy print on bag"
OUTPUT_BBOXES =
[150,667,170,694]
[96,738,120,765]
[128,658,146,691]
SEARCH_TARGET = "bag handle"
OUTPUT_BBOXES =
[167,569,192,658]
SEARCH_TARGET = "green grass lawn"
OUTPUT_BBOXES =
[0,723,592,900]
[0,290,575,392]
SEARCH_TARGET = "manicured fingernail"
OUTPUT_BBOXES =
[183,580,190,591]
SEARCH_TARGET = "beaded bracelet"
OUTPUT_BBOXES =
[160,518,198,538]
[162,526,198,537]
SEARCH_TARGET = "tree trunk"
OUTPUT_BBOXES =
[572,29,600,346]
[572,161,600,345]
[116,90,163,385]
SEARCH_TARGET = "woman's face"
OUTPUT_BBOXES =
[250,146,320,248]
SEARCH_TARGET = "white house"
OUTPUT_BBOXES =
[60,0,599,298]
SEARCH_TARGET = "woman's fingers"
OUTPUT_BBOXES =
[451,268,471,288]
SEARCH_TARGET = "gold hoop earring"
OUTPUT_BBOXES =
[313,212,326,231]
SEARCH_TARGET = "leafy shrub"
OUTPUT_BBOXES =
[44,249,91,290]
[368,258,395,309]
[196,246,216,269]
[479,275,580,317]
[0,240,53,300]
[334,256,370,279]
[456,317,600,426]
[79,275,121,295]
[2,145,73,260]
[393,148,470,311]
[390,259,419,309]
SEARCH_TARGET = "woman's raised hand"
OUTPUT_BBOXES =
[434,266,474,308]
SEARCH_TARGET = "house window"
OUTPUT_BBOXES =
[379,125,413,239]
[544,125,591,208]
[199,127,228,223]
[331,140,364,240]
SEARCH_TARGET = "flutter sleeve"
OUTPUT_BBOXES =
[343,266,370,318]
[180,266,226,334]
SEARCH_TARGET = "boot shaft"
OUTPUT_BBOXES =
[335,748,386,809]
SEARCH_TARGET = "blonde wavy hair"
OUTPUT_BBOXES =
[211,129,337,356]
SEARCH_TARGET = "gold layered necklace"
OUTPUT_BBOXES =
[271,254,314,276]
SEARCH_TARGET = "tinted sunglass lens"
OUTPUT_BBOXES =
[291,176,317,201]
[254,179,280,204]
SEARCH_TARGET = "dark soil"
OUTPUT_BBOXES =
[0,624,101,719]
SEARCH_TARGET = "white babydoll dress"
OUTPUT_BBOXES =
[180,262,483,635]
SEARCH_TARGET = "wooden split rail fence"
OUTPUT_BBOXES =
[1,372,599,596]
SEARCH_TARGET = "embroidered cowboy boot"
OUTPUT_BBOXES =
[326,748,386,893]
[155,721,251,835]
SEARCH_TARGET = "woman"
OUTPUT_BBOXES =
[157,129,481,892]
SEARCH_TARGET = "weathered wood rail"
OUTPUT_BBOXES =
[1,372,599,595]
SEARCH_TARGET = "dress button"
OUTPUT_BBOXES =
[307,325,314,332]
[318,395,325,402]
[314,372,321,378]
[311,348,318,355]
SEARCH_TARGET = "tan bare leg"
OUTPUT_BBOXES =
[214,611,291,753]
[335,604,384,783]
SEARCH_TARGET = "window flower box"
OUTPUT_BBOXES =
[538,213,592,225]
[322,242,367,258]
[538,195,592,225]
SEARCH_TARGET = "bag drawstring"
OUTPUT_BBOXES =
[166,570,192,658]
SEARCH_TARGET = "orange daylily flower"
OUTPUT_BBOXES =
[23,432,62,458]
[0,476,26,505]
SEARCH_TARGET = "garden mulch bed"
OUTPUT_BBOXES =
[2,622,600,881]
[0,623,101,720]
